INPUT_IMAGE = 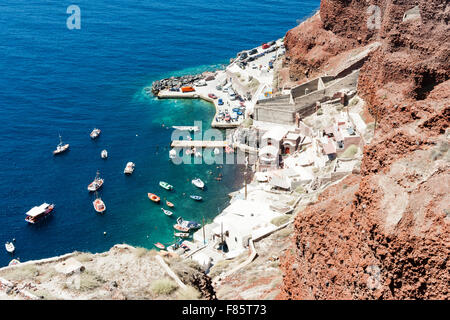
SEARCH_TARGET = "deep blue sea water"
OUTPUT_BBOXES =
[0,0,319,266]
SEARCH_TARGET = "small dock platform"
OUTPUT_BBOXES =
[171,140,229,148]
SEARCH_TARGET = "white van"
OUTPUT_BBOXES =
[228,88,237,100]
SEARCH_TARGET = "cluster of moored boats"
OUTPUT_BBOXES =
[148,178,206,250]
[24,129,125,226]
[10,129,209,256]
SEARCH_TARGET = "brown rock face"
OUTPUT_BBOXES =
[280,0,449,300]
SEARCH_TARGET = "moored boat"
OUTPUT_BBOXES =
[53,135,69,155]
[173,224,190,232]
[177,217,201,230]
[90,128,101,139]
[148,193,160,203]
[166,200,175,208]
[159,181,173,190]
[161,208,173,216]
[190,195,202,201]
[8,259,20,266]
[174,232,189,238]
[124,162,135,175]
[101,149,108,159]
[192,178,205,189]
[25,203,55,224]
[87,170,104,192]
[93,193,106,213]
[169,149,177,159]
[5,242,15,253]
[154,242,165,250]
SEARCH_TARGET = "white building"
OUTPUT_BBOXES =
[210,199,282,253]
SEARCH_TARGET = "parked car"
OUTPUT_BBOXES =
[218,98,224,105]
[194,80,207,86]
[208,93,218,99]
[216,85,222,91]
[249,48,258,55]
[262,43,270,49]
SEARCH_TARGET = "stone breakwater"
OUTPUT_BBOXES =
[149,70,221,96]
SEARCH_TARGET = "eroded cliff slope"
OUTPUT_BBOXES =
[280,0,449,299]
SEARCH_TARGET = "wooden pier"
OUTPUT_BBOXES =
[171,140,229,148]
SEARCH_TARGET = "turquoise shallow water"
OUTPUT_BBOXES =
[0,0,319,266]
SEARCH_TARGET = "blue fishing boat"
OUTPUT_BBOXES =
[190,195,202,201]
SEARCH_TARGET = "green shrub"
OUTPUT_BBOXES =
[340,145,359,158]
[133,247,149,258]
[242,118,253,128]
[151,278,178,296]
[271,215,290,227]
[350,97,359,106]
[4,265,38,281]
[208,260,232,278]
[79,271,105,291]
[295,186,306,194]
[176,286,202,300]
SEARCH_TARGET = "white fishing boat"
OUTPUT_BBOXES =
[161,208,173,216]
[5,242,15,253]
[174,232,189,238]
[90,128,101,139]
[101,149,108,159]
[172,126,200,132]
[192,178,205,189]
[87,170,104,192]
[124,162,135,175]
[53,135,69,155]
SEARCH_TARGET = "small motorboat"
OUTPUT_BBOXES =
[53,135,69,155]
[93,193,106,213]
[174,232,189,238]
[177,217,201,230]
[148,193,160,203]
[101,149,108,159]
[154,242,165,250]
[5,242,15,253]
[195,151,202,158]
[87,170,104,192]
[214,148,220,155]
[192,178,205,189]
[166,200,174,208]
[169,149,177,159]
[186,149,194,155]
[90,128,101,139]
[225,146,233,154]
[161,208,173,216]
[124,162,135,175]
[25,203,55,224]
[190,195,202,201]
[8,259,20,266]
[159,181,173,191]
[173,224,190,232]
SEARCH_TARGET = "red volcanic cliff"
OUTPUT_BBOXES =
[279,0,449,299]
